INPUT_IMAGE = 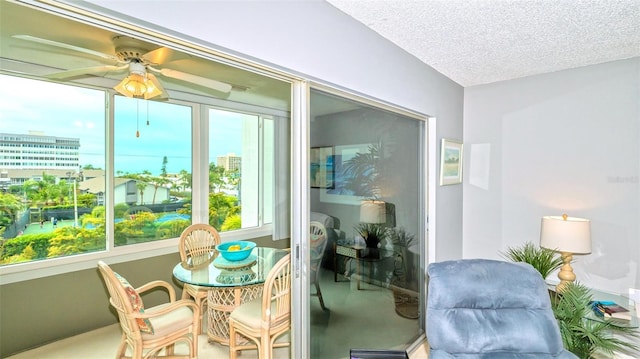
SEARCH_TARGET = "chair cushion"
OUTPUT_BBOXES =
[114,272,154,334]
[142,303,195,340]
[230,297,284,330]
[230,298,264,329]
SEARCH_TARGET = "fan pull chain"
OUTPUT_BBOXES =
[146,100,150,126]
[136,100,140,138]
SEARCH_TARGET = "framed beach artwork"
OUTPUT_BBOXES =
[310,146,335,189]
[439,138,463,185]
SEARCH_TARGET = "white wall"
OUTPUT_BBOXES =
[82,0,465,261]
[463,58,640,294]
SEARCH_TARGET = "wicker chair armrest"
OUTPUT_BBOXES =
[135,280,177,302]
[130,299,199,319]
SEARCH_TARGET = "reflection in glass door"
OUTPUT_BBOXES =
[309,89,426,358]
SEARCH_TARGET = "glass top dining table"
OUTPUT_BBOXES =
[173,246,289,344]
[173,246,288,287]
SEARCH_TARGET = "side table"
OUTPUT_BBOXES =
[589,288,640,359]
[548,284,639,329]
[586,288,638,329]
[334,242,391,290]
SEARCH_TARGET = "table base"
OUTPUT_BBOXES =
[207,283,263,345]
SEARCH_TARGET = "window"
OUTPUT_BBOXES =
[113,96,193,246]
[0,75,279,266]
[0,74,106,264]
[208,108,273,232]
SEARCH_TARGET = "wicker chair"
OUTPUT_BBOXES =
[97,260,199,359]
[228,253,292,359]
[178,223,221,334]
[310,221,328,310]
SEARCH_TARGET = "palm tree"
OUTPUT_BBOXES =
[136,181,146,205]
[150,156,170,204]
[0,192,23,227]
[22,179,41,202]
[209,163,226,193]
[149,175,170,205]
[134,170,153,205]
[179,169,191,191]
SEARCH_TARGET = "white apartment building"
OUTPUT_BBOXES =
[0,131,80,170]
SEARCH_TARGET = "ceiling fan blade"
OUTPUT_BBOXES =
[149,66,232,93]
[13,35,120,62]
[47,64,129,80]
[141,46,189,66]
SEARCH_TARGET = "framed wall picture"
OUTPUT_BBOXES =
[439,138,463,185]
[319,143,370,205]
[310,146,335,188]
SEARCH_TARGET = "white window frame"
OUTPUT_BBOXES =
[203,105,277,239]
[0,76,287,284]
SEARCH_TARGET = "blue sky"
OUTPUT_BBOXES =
[0,75,243,175]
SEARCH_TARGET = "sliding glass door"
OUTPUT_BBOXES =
[307,88,426,358]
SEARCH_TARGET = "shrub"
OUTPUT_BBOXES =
[221,214,241,231]
[2,233,51,259]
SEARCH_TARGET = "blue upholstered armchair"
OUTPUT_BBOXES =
[427,259,578,358]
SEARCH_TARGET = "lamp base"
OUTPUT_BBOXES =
[556,251,576,293]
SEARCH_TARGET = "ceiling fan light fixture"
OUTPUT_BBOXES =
[114,62,163,100]
[115,73,146,96]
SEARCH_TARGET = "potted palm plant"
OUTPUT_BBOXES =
[354,222,388,258]
[500,241,562,280]
[389,228,419,319]
[552,282,638,358]
[502,242,639,358]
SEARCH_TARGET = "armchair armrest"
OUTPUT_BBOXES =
[135,280,177,302]
[132,299,199,320]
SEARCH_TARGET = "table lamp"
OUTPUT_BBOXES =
[360,200,386,224]
[540,214,591,292]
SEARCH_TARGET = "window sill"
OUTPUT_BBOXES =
[0,239,179,285]
[0,226,273,285]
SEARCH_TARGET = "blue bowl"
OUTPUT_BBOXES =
[216,241,256,261]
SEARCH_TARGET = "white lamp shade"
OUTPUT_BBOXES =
[360,200,386,224]
[540,215,592,254]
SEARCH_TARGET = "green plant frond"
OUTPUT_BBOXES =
[500,241,563,280]
[354,223,388,239]
[389,228,415,248]
[552,282,639,357]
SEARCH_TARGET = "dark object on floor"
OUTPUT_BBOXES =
[350,349,409,359]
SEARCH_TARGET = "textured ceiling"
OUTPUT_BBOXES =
[327,0,640,87]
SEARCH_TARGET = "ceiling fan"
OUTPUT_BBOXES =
[13,34,233,100]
